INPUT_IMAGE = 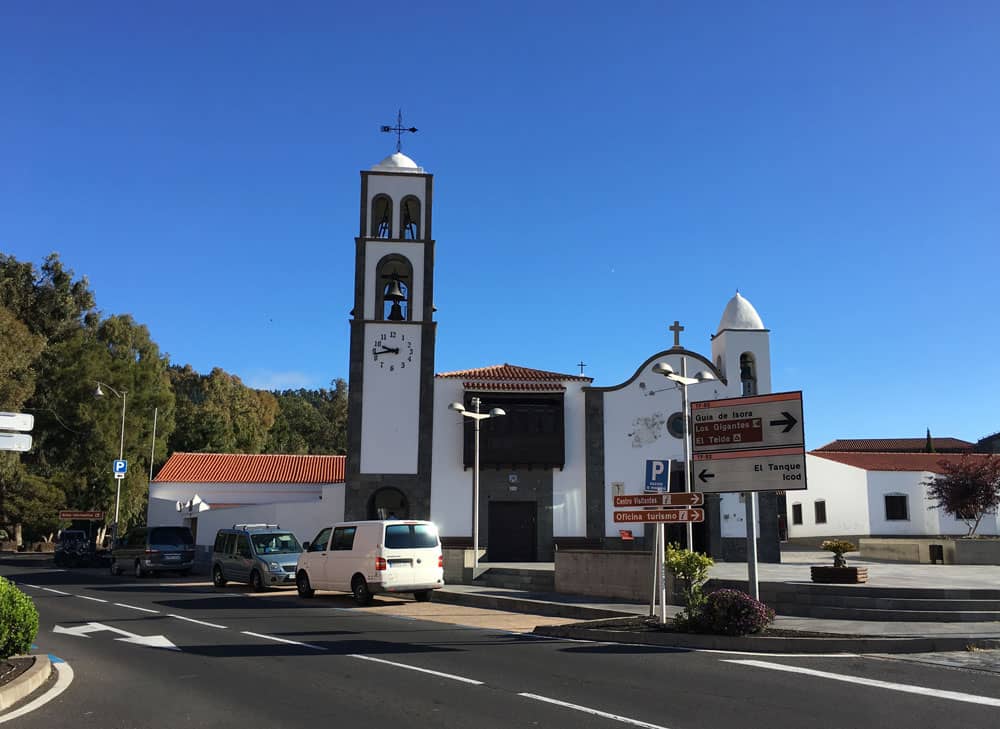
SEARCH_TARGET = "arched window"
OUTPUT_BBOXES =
[401,196,421,240]
[375,254,413,321]
[368,487,409,520]
[371,194,393,238]
[739,352,757,396]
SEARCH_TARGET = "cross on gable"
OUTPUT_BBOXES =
[578,361,587,375]
[669,320,684,348]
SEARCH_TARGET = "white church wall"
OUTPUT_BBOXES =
[868,471,950,536]
[362,240,425,320]
[601,354,697,537]
[430,377,473,537]
[785,455,869,539]
[552,381,587,537]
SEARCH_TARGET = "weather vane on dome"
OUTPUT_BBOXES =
[381,110,418,153]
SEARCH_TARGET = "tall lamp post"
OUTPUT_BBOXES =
[652,360,715,551]
[449,397,505,576]
[95,382,127,540]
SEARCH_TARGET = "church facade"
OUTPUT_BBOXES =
[343,149,782,562]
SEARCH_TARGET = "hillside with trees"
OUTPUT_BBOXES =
[0,253,348,544]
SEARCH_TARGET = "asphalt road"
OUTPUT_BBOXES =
[4,554,1000,729]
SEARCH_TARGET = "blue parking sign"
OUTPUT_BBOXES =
[113,459,127,475]
[645,459,671,492]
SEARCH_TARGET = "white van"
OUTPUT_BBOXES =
[295,520,444,605]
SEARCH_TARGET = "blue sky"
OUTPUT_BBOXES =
[2,1,997,449]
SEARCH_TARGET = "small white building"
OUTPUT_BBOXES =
[786,450,999,542]
[148,453,346,551]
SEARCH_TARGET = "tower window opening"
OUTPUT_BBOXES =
[375,255,413,322]
[401,196,421,240]
[739,352,757,396]
[371,194,393,238]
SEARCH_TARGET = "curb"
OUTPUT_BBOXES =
[531,623,1000,654]
[432,589,633,621]
[0,655,51,710]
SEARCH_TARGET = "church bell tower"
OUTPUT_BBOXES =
[344,143,437,521]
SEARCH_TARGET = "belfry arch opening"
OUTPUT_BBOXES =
[739,352,757,396]
[371,194,393,238]
[375,254,413,321]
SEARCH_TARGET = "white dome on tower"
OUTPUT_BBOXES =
[717,292,765,332]
[371,152,424,173]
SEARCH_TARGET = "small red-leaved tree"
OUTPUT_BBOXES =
[924,455,1000,536]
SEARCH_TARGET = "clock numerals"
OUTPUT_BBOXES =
[371,329,415,373]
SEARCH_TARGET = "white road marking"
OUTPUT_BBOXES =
[240,631,325,650]
[41,587,69,595]
[76,595,107,603]
[169,614,227,629]
[726,659,1000,707]
[23,584,39,588]
[349,654,484,685]
[0,661,74,724]
[113,602,159,614]
[519,693,672,729]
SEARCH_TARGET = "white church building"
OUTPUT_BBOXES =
[149,148,784,561]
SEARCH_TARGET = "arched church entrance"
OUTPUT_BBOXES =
[368,487,409,520]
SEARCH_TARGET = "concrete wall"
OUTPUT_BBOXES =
[554,549,653,600]
[860,537,1000,565]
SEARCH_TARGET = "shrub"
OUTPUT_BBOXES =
[821,539,857,567]
[664,543,714,630]
[0,577,39,658]
[695,588,775,636]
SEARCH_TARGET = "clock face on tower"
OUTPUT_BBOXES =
[370,328,415,373]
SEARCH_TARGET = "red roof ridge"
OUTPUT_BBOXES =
[153,452,346,484]
[436,362,592,382]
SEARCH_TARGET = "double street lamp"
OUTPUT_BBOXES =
[652,360,715,551]
[95,381,126,540]
[449,397,506,574]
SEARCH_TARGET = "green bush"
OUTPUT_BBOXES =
[664,543,714,630]
[0,577,39,658]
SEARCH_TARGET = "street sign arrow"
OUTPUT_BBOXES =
[698,469,715,483]
[769,411,798,433]
[53,621,179,651]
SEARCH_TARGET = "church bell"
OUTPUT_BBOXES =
[384,277,406,321]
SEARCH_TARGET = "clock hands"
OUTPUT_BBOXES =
[372,346,400,355]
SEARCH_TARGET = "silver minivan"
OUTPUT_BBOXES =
[211,524,302,591]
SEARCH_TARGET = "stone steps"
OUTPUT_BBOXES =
[472,567,555,592]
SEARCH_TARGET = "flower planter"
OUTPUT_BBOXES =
[810,566,868,584]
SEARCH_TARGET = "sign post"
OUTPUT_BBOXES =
[690,391,807,601]
[644,459,670,624]
[0,412,34,453]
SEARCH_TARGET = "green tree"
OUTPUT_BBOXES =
[925,455,1000,536]
[0,307,45,410]
[0,253,97,340]
[264,379,348,455]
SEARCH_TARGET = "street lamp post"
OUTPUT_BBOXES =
[95,382,127,540]
[652,360,715,550]
[449,397,506,577]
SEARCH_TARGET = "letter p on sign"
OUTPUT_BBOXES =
[645,459,671,492]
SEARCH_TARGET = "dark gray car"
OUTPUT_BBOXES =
[110,526,195,577]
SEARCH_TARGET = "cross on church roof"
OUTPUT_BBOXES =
[669,320,684,348]
[578,361,587,375]
[380,109,418,153]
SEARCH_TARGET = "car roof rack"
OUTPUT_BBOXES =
[232,523,280,530]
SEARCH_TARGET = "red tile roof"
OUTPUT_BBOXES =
[810,451,995,474]
[814,438,974,453]
[153,453,345,484]
[437,363,592,382]
[461,382,566,392]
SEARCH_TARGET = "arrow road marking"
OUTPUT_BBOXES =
[768,411,798,433]
[726,660,1000,707]
[53,622,179,651]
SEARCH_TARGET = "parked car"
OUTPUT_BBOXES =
[295,520,444,605]
[211,524,303,592]
[54,529,95,567]
[110,526,195,577]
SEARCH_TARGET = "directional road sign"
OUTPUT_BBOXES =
[693,447,807,493]
[691,391,804,454]
[59,510,105,520]
[0,433,32,452]
[0,412,34,432]
[614,493,704,508]
[614,508,705,524]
